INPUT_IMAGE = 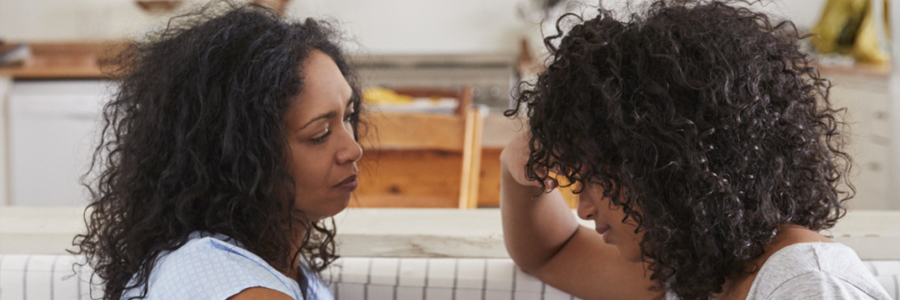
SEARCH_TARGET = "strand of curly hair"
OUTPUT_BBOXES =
[507,1,852,299]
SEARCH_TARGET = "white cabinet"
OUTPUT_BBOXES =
[7,80,112,206]
[826,73,895,209]
[0,73,894,209]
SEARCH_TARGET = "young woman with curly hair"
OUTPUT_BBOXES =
[73,3,361,300]
[501,1,891,299]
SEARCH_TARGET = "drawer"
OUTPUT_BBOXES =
[866,91,892,138]
[849,142,892,210]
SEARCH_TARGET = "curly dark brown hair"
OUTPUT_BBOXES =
[508,1,852,299]
[71,3,360,299]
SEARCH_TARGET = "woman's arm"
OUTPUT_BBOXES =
[500,157,580,272]
[500,133,660,300]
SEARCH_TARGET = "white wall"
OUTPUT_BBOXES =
[288,0,527,54]
[1,0,827,54]
[0,0,161,41]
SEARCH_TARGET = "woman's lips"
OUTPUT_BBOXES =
[334,174,358,192]
[596,225,611,242]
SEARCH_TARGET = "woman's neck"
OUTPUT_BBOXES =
[285,223,310,279]
[713,223,832,300]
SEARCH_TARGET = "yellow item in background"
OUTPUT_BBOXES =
[363,87,414,104]
[810,0,890,65]
[550,172,581,208]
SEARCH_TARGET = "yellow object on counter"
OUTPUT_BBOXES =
[363,87,414,104]
[852,5,890,64]
[810,0,890,65]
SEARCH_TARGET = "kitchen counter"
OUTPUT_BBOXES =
[0,42,886,80]
[0,45,896,209]
[0,42,125,79]
[2,207,898,260]
[816,62,890,79]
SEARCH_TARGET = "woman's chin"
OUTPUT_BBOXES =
[314,196,351,221]
[295,192,353,222]
[332,195,351,215]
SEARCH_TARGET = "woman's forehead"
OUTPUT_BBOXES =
[285,51,352,125]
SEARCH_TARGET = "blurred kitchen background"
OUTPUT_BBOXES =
[5,3,900,299]
[0,0,898,211]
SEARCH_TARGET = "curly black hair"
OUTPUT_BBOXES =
[72,3,361,300]
[508,1,852,299]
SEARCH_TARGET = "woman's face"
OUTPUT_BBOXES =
[577,183,644,262]
[283,50,362,222]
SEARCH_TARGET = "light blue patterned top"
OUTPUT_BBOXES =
[121,232,334,300]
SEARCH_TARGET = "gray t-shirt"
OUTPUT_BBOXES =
[667,242,892,299]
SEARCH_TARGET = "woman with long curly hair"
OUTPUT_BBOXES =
[501,1,891,299]
[73,3,360,300]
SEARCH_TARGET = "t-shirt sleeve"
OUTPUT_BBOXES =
[148,238,300,300]
[766,271,890,300]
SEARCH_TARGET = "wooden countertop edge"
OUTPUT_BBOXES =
[2,63,889,80]
[0,41,126,80]
[0,67,108,80]
[814,62,891,78]
[0,41,893,79]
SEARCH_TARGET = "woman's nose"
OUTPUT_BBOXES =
[337,141,363,164]
[577,194,596,220]
[336,124,363,164]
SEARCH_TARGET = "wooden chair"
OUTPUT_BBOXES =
[354,86,484,209]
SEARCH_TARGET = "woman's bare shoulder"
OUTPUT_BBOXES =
[228,287,296,300]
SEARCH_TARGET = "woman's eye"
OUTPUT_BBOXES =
[310,129,331,144]
[343,113,353,123]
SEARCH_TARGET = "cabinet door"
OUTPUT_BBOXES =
[827,74,893,209]
[8,80,112,206]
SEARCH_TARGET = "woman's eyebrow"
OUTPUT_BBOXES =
[299,111,337,130]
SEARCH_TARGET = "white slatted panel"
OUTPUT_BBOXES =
[51,255,80,300]
[864,261,900,300]
[0,255,27,300]
[0,255,98,300]
[2,255,896,300]
[325,258,579,300]
[24,256,54,300]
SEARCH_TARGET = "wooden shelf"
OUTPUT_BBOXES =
[0,41,127,79]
